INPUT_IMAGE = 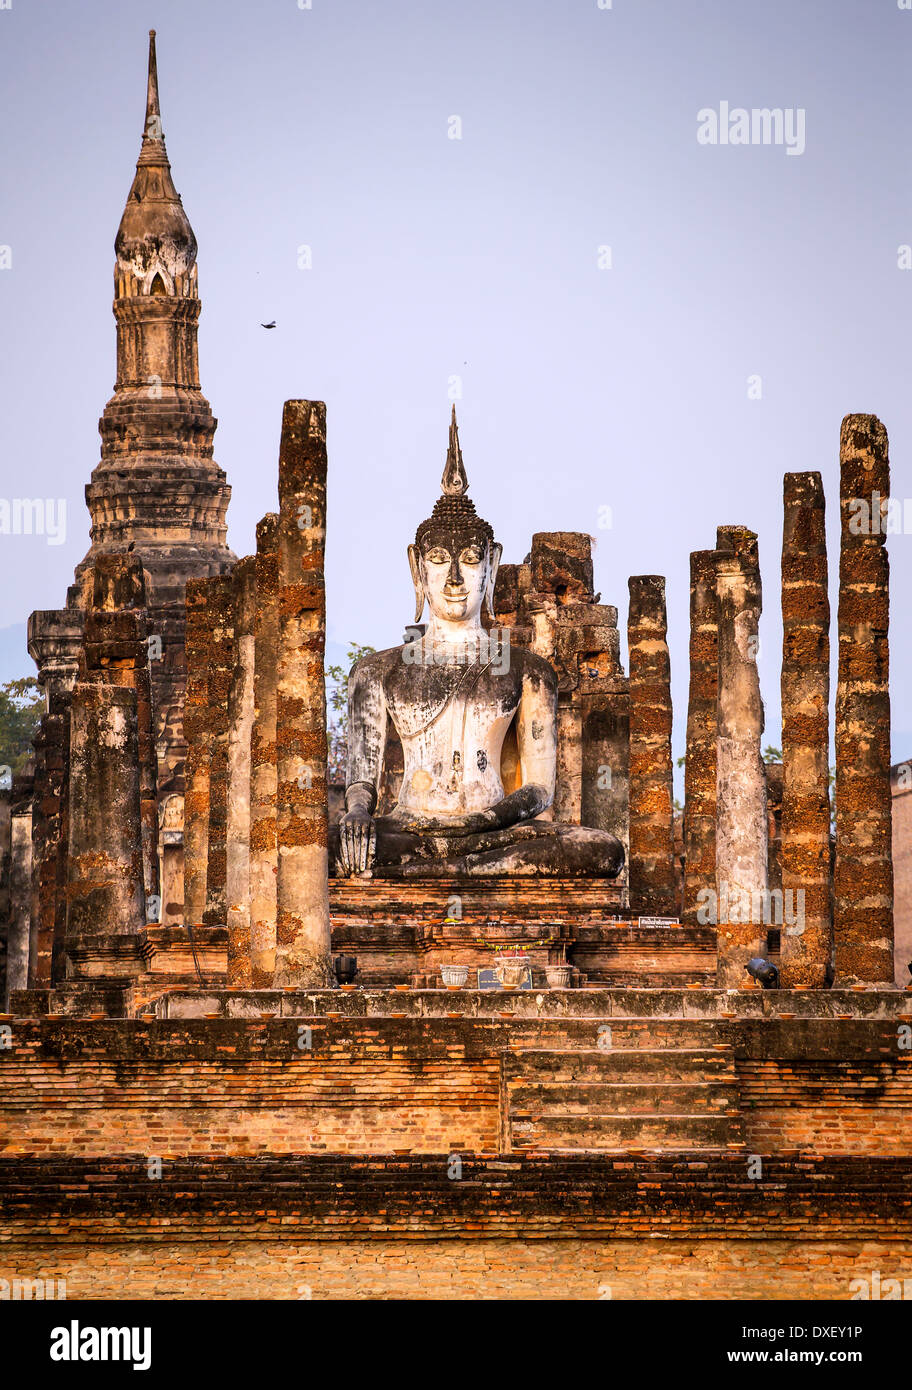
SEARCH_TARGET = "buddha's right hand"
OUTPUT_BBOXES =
[339,808,376,875]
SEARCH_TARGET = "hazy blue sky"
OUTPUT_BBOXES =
[0,0,908,773]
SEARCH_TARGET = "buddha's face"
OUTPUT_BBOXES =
[408,530,501,626]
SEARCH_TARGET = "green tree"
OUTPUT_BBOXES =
[0,677,44,778]
[325,643,375,784]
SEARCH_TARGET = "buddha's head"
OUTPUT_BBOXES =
[409,408,502,627]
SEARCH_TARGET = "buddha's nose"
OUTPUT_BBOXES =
[446,556,464,589]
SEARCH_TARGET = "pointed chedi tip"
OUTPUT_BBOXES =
[441,404,469,497]
[144,29,163,144]
[117,29,197,286]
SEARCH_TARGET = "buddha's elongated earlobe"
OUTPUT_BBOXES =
[407,543,425,623]
[484,541,503,621]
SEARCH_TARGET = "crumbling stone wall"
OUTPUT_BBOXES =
[493,533,629,875]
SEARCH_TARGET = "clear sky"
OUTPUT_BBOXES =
[0,0,908,774]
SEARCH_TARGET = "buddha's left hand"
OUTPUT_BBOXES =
[395,784,550,836]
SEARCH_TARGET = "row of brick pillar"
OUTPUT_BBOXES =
[182,400,333,989]
[650,411,893,986]
[32,407,892,995]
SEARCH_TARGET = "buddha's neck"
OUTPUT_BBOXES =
[424,615,484,645]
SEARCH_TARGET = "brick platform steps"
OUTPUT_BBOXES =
[504,1045,744,1152]
[506,1045,739,1084]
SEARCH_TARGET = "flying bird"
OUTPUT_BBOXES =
[261,320,276,329]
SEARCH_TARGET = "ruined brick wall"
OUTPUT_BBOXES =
[4,1014,912,1161]
[740,1059,912,1154]
[2,1153,912,1300]
[493,534,628,861]
[1,1233,908,1301]
[0,1020,501,1157]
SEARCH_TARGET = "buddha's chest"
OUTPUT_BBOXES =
[383,661,520,758]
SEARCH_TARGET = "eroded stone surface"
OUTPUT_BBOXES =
[780,472,831,987]
[834,415,894,984]
[627,575,675,914]
[715,527,767,986]
[683,550,718,926]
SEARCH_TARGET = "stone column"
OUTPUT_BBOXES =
[274,400,332,987]
[28,699,70,988]
[0,785,9,1005]
[25,612,83,990]
[834,415,894,984]
[158,796,185,928]
[66,683,145,968]
[682,550,719,926]
[580,680,630,875]
[627,576,675,915]
[715,526,768,987]
[554,703,583,825]
[780,472,831,987]
[5,796,32,1008]
[86,556,160,910]
[203,575,234,926]
[182,578,211,926]
[226,557,256,985]
[249,514,279,987]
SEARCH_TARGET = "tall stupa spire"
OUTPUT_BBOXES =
[116,29,196,297]
[65,30,234,797]
[144,29,162,144]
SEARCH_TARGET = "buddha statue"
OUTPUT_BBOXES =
[332,409,625,879]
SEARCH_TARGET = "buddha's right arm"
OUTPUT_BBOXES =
[344,781,377,818]
[345,658,388,812]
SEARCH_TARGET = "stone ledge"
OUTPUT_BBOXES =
[2,1007,911,1063]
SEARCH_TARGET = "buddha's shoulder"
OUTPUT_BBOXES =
[514,647,558,689]
[348,645,405,683]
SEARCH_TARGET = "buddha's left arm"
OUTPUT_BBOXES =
[509,657,557,819]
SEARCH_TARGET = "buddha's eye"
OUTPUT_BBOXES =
[461,547,482,565]
[425,548,450,565]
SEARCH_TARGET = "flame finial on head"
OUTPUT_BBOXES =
[414,407,494,550]
[441,404,469,497]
